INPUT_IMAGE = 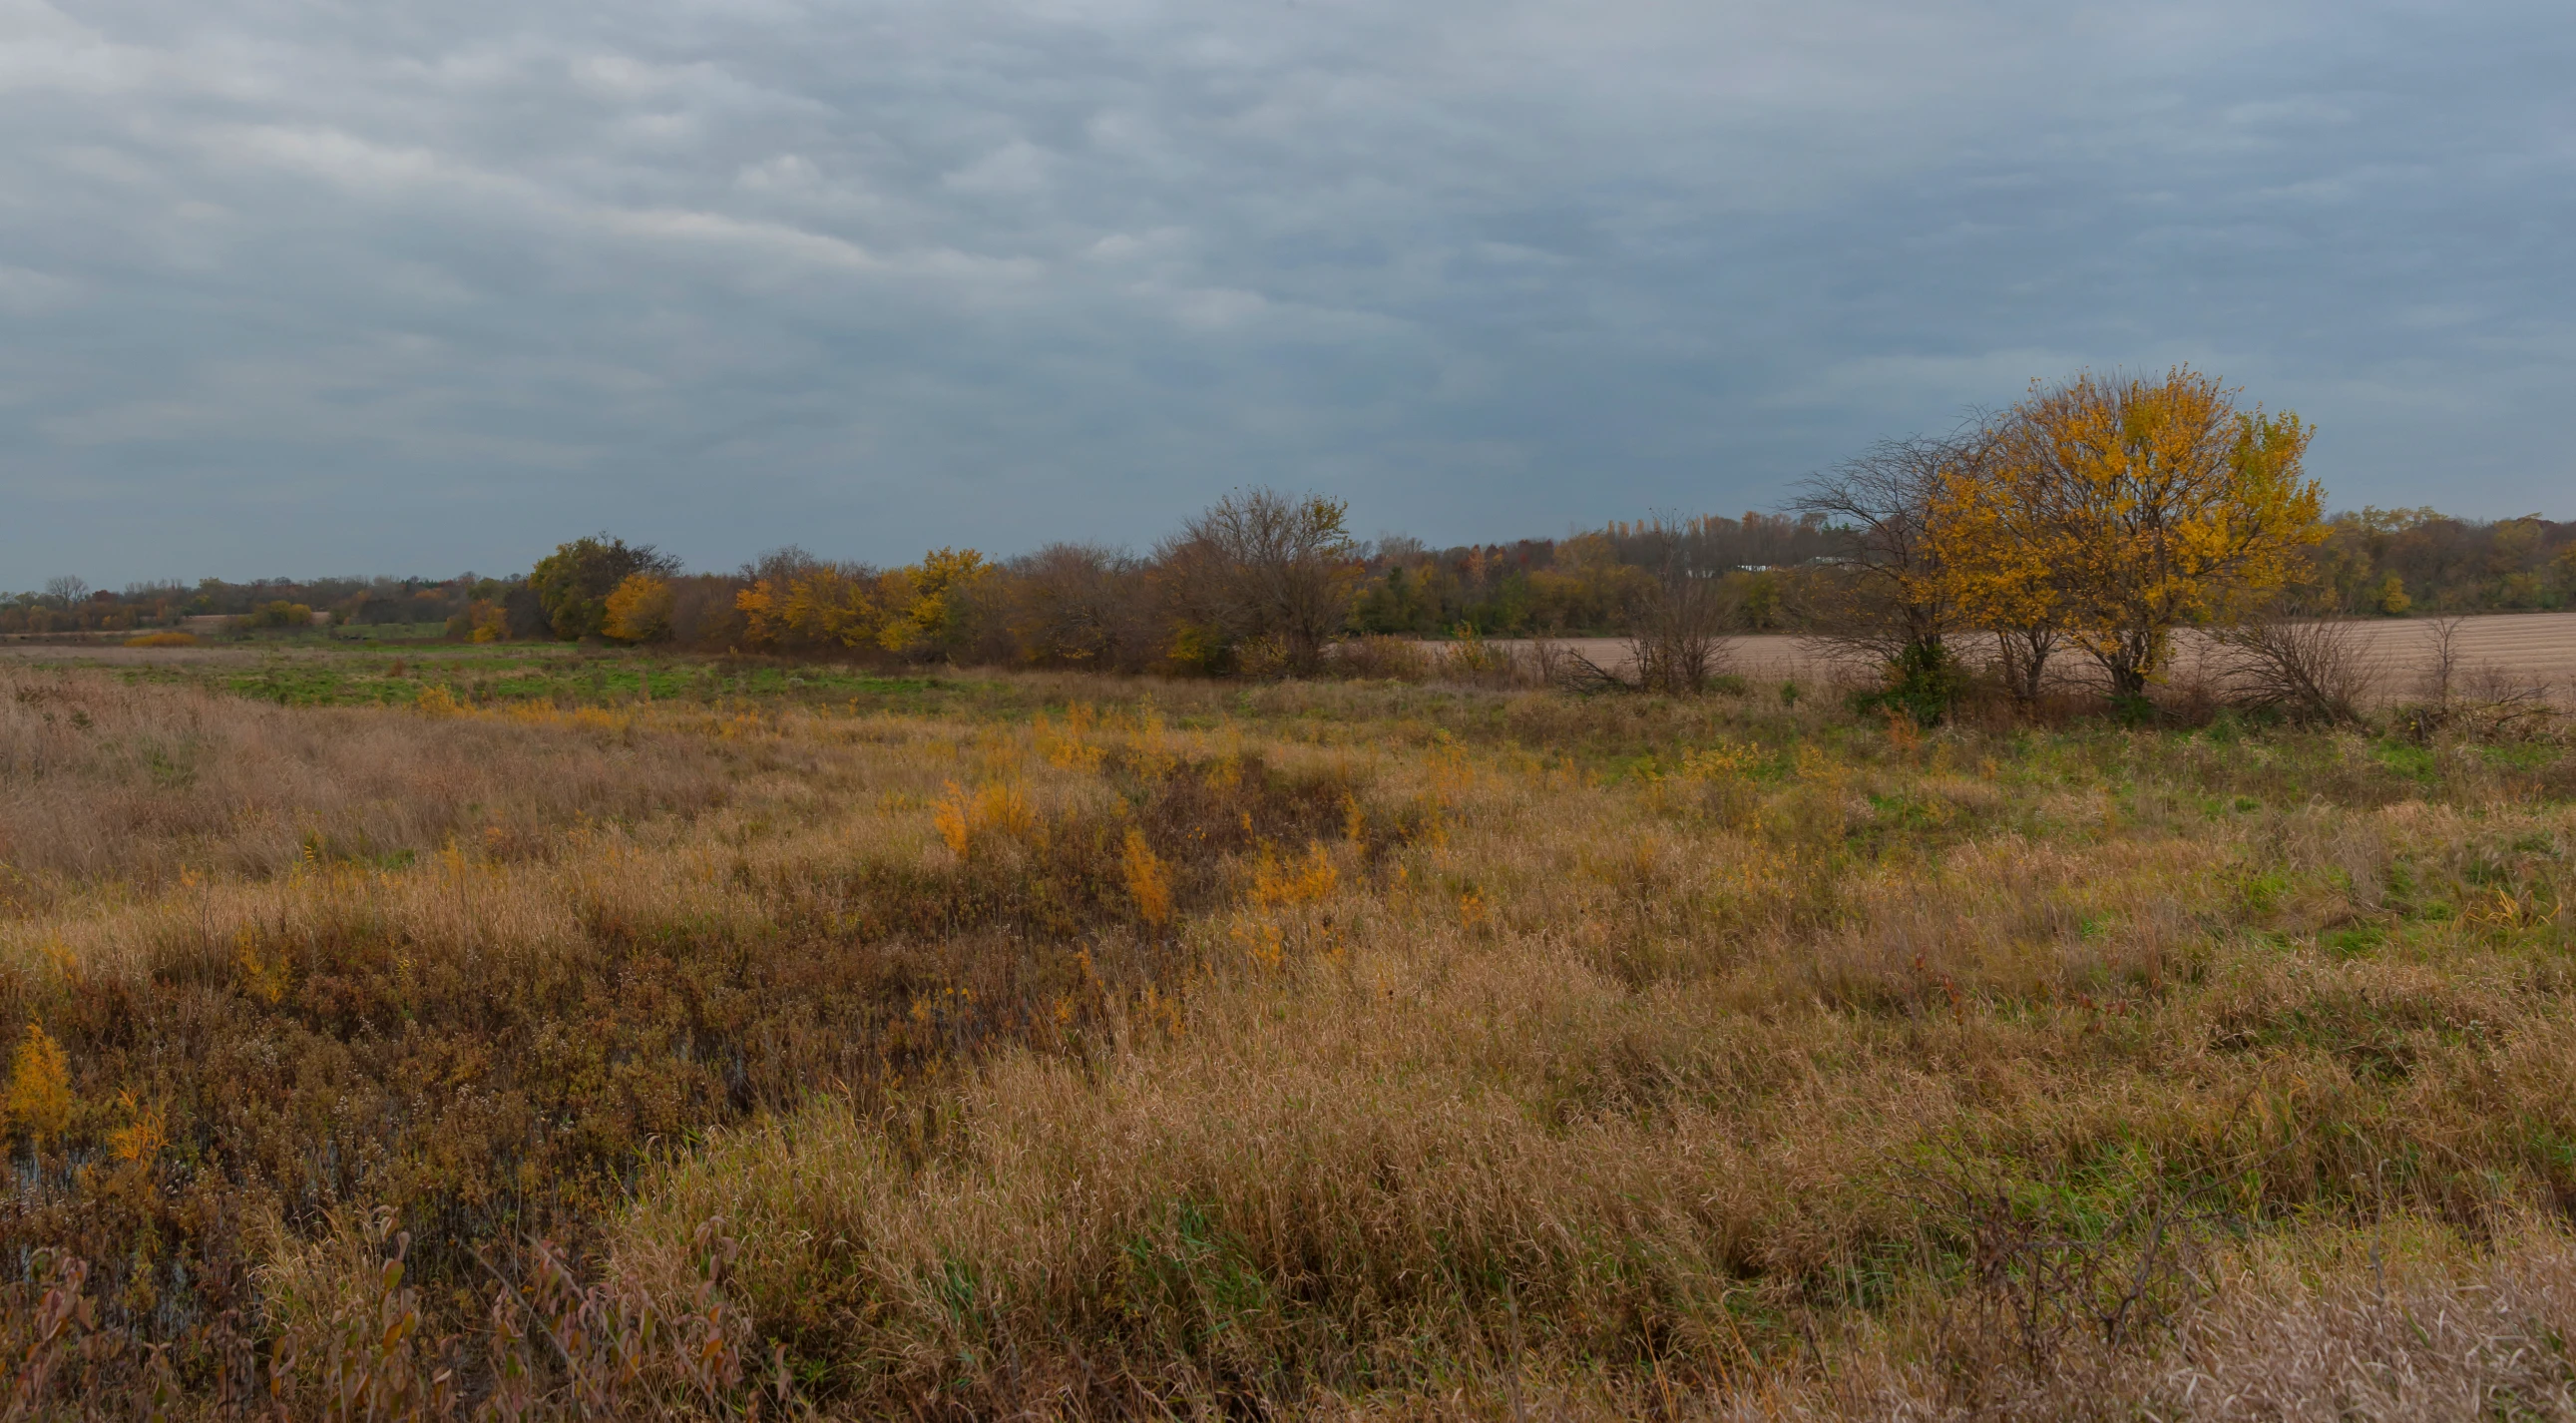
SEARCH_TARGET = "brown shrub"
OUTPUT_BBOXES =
[2214,615,2383,724]
[1329,634,1434,682]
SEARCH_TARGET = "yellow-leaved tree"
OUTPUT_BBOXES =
[783,568,883,648]
[878,548,991,660]
[736,553,883,651]
[733,548,991,659]
[602,573,675,644]
[1926,423,2067,705]
[1954,368,2323,701]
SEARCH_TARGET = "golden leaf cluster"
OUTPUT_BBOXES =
[737,548,993,657]
[5,1023,72,1147]
[1927,366,2324,694]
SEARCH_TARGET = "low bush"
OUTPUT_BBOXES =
[1329,633,1433,682]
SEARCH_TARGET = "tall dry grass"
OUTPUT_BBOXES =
[605,688,2576,1414]
[0,671,743,895]
[0,660,2570,1415]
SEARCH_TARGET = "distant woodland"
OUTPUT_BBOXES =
[13,506,2570,651]
[11,369,2574,690]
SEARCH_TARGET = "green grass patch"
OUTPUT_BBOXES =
[117,650,954,711]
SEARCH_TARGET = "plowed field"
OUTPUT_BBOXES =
[1503,611,2576,703]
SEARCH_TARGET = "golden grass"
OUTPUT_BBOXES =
[607,726,2576,1414]
[0,660,2572,1415]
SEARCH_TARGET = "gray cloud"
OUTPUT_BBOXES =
[1,0,2568,583]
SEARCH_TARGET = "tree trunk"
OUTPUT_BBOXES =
[2100,629,2159,702]
[1997,628,2056,705]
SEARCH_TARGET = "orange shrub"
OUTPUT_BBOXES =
[933,779,1034,856]
[4,1024,72,1147]
[603,574,675,643]
[1121,828,1172,926]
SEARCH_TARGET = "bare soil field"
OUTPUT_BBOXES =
[1498,611,2576,703]
[19,612,2573,703]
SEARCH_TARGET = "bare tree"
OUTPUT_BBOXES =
[2396,615,2558,740]
[1626,516,1734,694]
[44,576,88,607]
[1002,543,1155,671]
[1789,430,2012,724]
[2418,616,2467,705]
[1551,516,1735,695]
[1156,489,1360,676]
[2214,612,2381,725]
[1788,435,1974,675]
[1514,636,1574,691]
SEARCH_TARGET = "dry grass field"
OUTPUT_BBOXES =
[2,640,2575,1417]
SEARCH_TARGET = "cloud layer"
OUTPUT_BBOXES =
[3,0,2569,582]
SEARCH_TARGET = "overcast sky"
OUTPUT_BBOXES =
[2,0,2568,586]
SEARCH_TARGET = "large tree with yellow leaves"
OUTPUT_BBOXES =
[1937,368,2324,701]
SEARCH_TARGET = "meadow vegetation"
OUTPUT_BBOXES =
[0,636,2571,1418]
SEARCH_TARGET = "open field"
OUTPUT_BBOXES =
[12,609,2575,705]
[2,643,2576,1416]
[1503,612,2576,703]
[0,623,454,654]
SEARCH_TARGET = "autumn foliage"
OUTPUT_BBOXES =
[1936,367,2325,700]
[1798,365,2331,717]
[601,573,675,644]
[733,547,994,661]
[4,1023,71,1147]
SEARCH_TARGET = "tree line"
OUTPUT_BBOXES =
[407,502,1846,677]
[0,575,499,637]
[2313,507,2576,615]
[443,367,2576,709]
[9,366,2572,687]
